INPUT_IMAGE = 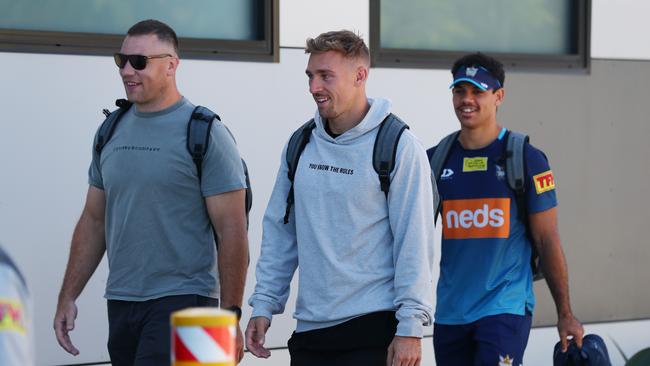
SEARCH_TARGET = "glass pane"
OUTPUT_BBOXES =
[380,0,573,54]
[0,0,263,41]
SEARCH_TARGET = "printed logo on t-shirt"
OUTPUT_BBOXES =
[442,198,510,239]
[462,157,488,172]
[533,170,555,194]
[112,145,161,153]
[495,164,506,180]
[441,168,454,179]
[307,163,354,175]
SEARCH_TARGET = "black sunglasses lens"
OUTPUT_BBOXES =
[114,53,127,68]
[130,55,147,70]
[114,54,147,70]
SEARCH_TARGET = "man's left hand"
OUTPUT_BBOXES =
[558,313,584,352]
[386,336,421,366]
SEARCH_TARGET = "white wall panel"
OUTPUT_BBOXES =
[280,0,369,48]
[591,0,650,60]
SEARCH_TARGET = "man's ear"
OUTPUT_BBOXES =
[167,57,179,76]
[355,65,368,85]
[495,88,505,107]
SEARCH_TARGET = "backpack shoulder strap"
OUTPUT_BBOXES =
[430,130,460,222]
[430,131,460,181]
[286,119,316,181]
[187,106,251,216]
[240,159,253,226]
[372,114,409,198]
[95,99,133,156]
[505,130,544,280]
[505,130,529,193]
[283,119,316,224]
[187,106,253,255]
[186,106,220,180]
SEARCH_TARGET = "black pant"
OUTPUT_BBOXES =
[107,294,218,366]
[288,311,397,366]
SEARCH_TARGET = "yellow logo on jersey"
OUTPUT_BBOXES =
[533,170,556,194]
[463,157,488,172]
[0,299,26,334]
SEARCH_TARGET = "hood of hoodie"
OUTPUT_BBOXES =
[313,98,392,144]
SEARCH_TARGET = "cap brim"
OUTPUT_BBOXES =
[449,78,488,91]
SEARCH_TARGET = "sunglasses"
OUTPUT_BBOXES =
[113,53,173,70]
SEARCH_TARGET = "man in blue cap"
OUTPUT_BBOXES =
[428,52,584,365]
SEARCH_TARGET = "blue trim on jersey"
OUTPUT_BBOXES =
[431,136,557,325]
[497,127,507,140]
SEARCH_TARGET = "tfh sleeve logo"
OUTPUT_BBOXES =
[533,170,555,194]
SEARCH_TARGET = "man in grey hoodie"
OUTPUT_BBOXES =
[245,30,436,366]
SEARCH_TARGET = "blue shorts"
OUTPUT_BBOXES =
[433,313,532,366]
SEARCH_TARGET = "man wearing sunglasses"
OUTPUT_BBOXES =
[54,19,249,365]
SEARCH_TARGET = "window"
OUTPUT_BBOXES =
[370,0,590,71]
[0,0,278,62]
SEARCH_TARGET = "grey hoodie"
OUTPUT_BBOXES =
[249,98,435,337]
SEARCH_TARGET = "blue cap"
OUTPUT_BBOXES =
[450,65,501,91]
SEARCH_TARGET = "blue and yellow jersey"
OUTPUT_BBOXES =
[428,131,557,324]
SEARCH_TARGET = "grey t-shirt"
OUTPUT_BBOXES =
[89,97,247,301]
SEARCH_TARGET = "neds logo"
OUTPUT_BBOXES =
[443,198,511,239]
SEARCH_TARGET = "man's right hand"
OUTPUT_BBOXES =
[54,299,80,355]
[245,316,271,358]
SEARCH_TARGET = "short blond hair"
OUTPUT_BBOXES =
[305,30,369,63]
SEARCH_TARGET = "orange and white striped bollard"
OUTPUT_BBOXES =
[171,307,236,366]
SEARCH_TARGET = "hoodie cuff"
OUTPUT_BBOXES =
[395,317,424,338]
[250,302,274,323]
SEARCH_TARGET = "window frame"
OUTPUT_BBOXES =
[0,0,278,62]
[369,0,590,71]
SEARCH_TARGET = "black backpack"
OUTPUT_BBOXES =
[96,99,253,246]
[282,114,411,224]
[429,130,544,281]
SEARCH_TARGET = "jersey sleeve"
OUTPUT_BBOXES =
[200,121,248,197]
[525,143,558,214]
